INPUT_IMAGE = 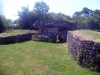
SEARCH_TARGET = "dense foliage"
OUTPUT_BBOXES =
[17,1,100,30]
[0,14,13,33]
[0,15,5,33]
[17,1,72,30]
[72,7,100,29]
[1,1,100,31]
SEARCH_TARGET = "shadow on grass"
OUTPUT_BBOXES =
[0,65,6,75]
[79,63,100,73]
[0,40,31,45]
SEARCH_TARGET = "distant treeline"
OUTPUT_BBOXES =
[0,1,100,33]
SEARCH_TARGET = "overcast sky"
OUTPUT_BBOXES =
[1,0,100,20]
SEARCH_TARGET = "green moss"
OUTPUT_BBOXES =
[77,49,83,65]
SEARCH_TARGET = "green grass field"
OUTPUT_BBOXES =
[0,30,37,37]
[72,30,100,42]
[0,41,100,75]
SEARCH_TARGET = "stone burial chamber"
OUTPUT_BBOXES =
[32,20,77,42]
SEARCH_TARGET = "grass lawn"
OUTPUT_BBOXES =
[72,30,100,42]
[0,41,100,75]
[0,30,37,37]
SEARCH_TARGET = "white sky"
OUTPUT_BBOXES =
[1,0,100,20]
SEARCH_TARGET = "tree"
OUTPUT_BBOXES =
[33,1,49,20]
[0,15,5,33]
[46,12,72,21]
[17,1,50,29]
[94,9,100,14]
[87,19,99,29]
[93,9,100,29]
[2,17,12,30]
[81,7,93,17]
[34,1,49,14]
[72,11,81,17]
[18,6,31,29]
[72,7,100,29]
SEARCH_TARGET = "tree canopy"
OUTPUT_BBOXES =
[0,1,100,32]
[14,1,100,30]
[17,1,51,29]
[34,1,49,14]
[72,7,100,29]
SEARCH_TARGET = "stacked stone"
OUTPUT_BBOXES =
[58,30,68,42]
[67,31,82,60]
[33,20,77,42]
[67,31,100,71]
[0,33,35,44]
[32,33,56,42]
[33,20,77,30]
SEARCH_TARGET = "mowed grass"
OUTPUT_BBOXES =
[0,30,37,37]
[0,41,100,75]
[72,30,100,42]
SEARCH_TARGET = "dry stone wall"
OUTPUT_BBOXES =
[67,31,100,71]
[0,33,35,44]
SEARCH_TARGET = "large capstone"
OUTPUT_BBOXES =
[32,20,77,42]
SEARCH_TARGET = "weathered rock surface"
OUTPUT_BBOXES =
[32,33,56,42]
[33,20,77,30]
[0,33,35,44]
[67,31,100,71]
[33,20,77,42]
